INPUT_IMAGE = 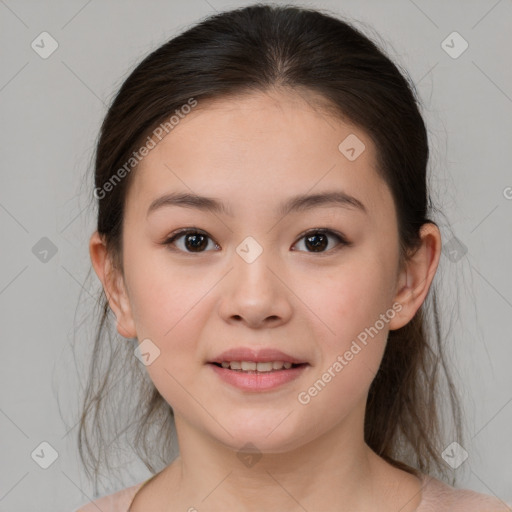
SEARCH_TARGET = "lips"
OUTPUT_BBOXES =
[208,347,308,365]
[207,347,310,390]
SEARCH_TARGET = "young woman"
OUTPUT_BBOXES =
[75,4,510,511]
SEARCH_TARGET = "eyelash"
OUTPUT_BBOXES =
[161,227,352,255]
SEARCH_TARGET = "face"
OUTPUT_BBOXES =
[102,90,412,454]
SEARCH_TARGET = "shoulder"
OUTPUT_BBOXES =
[418,473,512,512]
[73,481,145,512]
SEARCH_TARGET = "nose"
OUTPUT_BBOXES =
[217,248,293,329]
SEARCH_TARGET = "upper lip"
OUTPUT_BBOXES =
[208,347,308,365]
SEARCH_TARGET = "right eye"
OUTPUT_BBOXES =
[162,228,220,253]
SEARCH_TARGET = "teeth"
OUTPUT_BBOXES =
[218,361,297,371]
[256,362,273,372]
[241,361,257,371]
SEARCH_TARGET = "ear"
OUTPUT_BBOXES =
[89,231,137,339]
[388,223,441,331]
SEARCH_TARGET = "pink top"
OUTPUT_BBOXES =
[74,472,511,511]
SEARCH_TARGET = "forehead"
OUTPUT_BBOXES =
[126,90,391,220]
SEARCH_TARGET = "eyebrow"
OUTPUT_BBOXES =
[146,190,367,218]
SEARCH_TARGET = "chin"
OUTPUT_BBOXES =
[211,419,311,455]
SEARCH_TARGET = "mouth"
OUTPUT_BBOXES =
[208,361,308,373]
[206,353,310,391]
[206,347,310,390]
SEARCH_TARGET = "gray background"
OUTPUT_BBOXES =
[1,0,511,510]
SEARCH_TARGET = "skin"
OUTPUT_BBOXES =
[89,89,441,512]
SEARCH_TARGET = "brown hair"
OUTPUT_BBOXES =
[76,2,464,492]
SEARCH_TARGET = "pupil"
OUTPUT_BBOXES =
[186,233,207,252]
[306,233,327,252]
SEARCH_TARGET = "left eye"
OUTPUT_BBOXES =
[292,229,349,253]
[162,228,349,254]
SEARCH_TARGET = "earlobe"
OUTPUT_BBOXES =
[88,231,137,339]
[388,223,441,331]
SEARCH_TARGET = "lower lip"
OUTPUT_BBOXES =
[208,363,308,391]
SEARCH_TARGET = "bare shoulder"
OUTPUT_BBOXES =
[129,472,164,511]
[128,463,184,511]
[73,481,145,512]
[419,474,512,512]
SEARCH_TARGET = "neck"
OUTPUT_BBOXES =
[164,402,392,511]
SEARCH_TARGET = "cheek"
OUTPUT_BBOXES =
[296,257,394,344]
[126,247,205,337]
[296,270,390,418]
[294,257,395,407]
[126,259,212,411]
